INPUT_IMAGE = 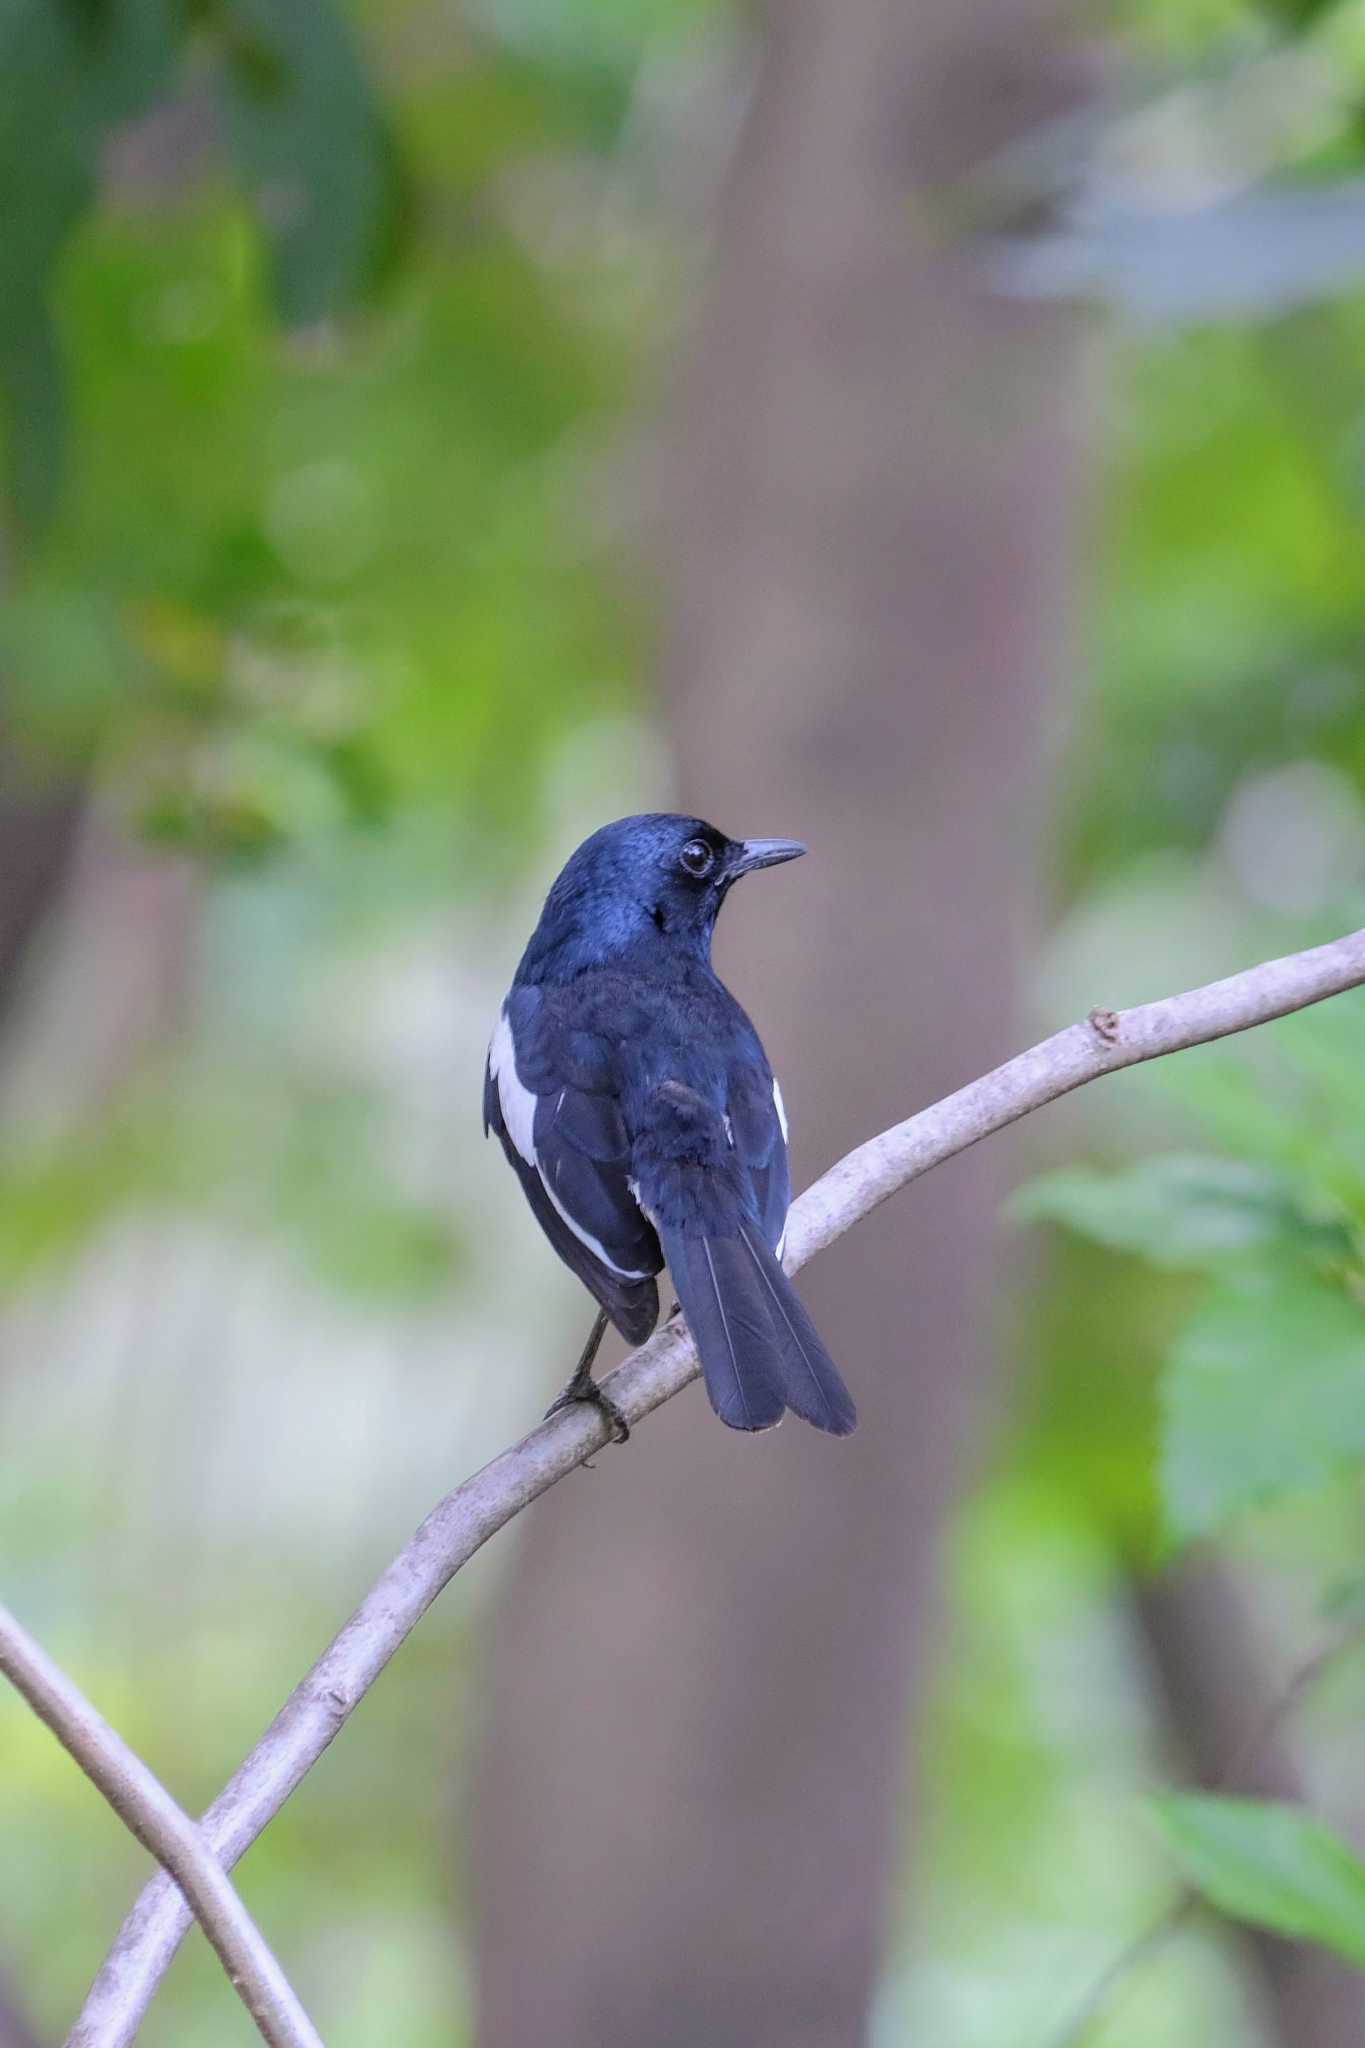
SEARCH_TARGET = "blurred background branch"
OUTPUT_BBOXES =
[0,1601,320,2048]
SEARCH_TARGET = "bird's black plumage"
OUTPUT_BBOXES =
[484,813,856,1436]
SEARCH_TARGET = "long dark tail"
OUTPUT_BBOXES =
[659,1222,856,1436]
[737,1221,856,1435]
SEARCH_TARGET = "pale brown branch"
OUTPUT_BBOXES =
[70,923,1365,2047]
[0,1602,321,2048]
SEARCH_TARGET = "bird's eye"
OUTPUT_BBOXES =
[679,838,715,878]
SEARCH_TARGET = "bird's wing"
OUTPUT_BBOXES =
[627,1035,854,1436]
[725,1058,792,1255]
[484,985,661,1342]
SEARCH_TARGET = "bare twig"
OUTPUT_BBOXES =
[0,1603,321,2048]
[1048,1623,1365,2048]
[71,924,1365,2047]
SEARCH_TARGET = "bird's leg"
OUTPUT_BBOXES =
[543,1307,630,1443]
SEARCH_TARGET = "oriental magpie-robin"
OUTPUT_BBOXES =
[484,814,856,1440]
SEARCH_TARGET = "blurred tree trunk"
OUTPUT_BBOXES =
[0,811,199,1128]
[472,2,1088,2042]
[0,1964,41,2048]
[0,753,81,1037]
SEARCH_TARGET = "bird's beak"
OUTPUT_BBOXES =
[730,837,807,878]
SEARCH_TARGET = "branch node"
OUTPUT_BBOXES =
[1087,1005,1121,1044]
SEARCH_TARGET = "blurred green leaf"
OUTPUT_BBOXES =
[0,307,66,535]
[1013,1153,1320,1267]
[0,1152,125,1288]
[215,0,411,323]
[1323,1571,1365,1624]
[288,1189,460,1300]
[1155,1793,1365,1967]
[1163,1008,1365,1220]
[0,2,118,528]
[0,0,411,531]
[0,1074,463,1301]
[1259,0,1340,28]
[70,0,184,126]
[0,0,171,531]
[1161,1269,1365,1541]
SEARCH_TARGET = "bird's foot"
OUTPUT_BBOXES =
[543,1378,631,1446]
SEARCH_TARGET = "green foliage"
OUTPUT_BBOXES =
[1067,312,1365,894]
[2,199,629,856]
[0,1083,464,1300]
[1,0,652,861]
[906,7,1365,2035]
[1012,1153,1326,1267]
[1155,1793,1365,1967]
[1161,1267,1365,1540]
[1018,999,1365,1548]
[214,0,410,323]
[0,0,174,529]
[0,0,407,537]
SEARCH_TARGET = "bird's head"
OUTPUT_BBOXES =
[516,813,806,981]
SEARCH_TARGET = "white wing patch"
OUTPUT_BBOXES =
[489,1008,537,1164]
[772,1077,790,1260]
[491,1003,650,1282]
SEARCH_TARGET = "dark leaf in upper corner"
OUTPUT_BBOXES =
[214,0,412,327]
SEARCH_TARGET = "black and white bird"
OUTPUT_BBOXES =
[483,813,856,1439]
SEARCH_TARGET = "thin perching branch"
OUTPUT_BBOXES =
[71,923,1365,2048]
[0,1602,322,2048]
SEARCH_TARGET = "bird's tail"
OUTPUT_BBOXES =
[658,1220,856,1436]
